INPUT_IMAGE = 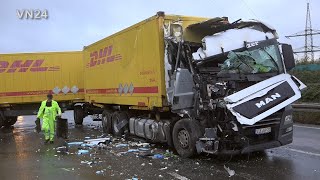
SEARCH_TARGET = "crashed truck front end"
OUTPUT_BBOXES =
[164,17,306,155]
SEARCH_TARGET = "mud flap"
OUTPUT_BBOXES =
[224,74,306,125]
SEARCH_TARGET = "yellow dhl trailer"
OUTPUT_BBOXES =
[80,12,305,157]
[0,51,84,127]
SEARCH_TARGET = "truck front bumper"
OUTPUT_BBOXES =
[241,130,292,154]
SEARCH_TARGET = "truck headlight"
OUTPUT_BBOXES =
[284,115,293,125]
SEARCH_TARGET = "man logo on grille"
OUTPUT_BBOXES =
[255,93,281,108]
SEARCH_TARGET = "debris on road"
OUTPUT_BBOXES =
[168,172,190,180]
[224,165,235,177]
[81,160,93,166]
[115,143,129,148]
[127,149,139,153]
[96,169,106,175]
[84,137,111,145]
[77,149,89,155]
[61,168,75,172]
[56,146,68,153]
[153,154,164,159]
[68,142,83,146]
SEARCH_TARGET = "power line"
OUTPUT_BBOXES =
[286,2,320,62]
[240,0,259,19]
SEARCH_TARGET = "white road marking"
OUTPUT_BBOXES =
[285,148,320,157]
[293,124,320,130]
[168,172,190,180]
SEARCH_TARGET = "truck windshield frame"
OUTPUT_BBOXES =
[243,38,284,74]
[195,38,285,76]
[215,38,284,75]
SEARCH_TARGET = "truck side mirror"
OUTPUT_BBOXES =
[281,44,295,71]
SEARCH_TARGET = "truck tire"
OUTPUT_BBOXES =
[0,111,5,127]
[3,116,17,128]
[74,106,84,125]
[172,119,203,158]
[102,110,113,134]
[112,112,129,137]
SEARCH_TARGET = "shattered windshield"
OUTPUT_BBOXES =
[219,44,283,74]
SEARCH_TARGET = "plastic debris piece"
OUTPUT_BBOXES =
[138,148,149,151]
[84,138,111,145]
[81,143,96,147]
[56,146,68,153]
[115,143,128,148]
[224,165,235,177]
[129,142,150,148]
[128,149,139,153]
[68,142,83,146]
[77,149,90,155]
[61,168,74,172]
[141,163,145,166]
[152,154,164,159]
[160,167,168,170]
[96,170,103,175]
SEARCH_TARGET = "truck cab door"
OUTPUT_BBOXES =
[167,68,195,111]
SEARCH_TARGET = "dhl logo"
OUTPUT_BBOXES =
[0,59,60,73]
[87,45,122,68]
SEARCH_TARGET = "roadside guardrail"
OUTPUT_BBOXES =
[292,103,320,112]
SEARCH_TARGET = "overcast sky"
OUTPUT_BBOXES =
[1,0,319,58]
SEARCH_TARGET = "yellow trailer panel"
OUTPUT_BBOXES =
[84,14,209,108]
[0,51,84,105]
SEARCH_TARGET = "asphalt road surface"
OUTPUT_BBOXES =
[0,111,320,180]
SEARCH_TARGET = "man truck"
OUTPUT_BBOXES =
[78,12,306,157]
[0,51,84,128]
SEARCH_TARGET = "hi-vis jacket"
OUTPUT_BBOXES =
[37,100,62,120]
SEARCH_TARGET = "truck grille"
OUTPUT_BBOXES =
[242,112,282,129]
[241,111,283,145]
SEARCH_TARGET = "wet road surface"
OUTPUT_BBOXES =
[0,111,320,180]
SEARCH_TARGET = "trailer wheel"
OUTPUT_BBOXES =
[3,116,17,128]
[102,110,113,134]
[112,112,129,137]
[74,105,84,125]
[173,119,203,158]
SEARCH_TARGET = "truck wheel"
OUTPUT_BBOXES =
[102,110,112,134]
[112,112,129,137]
[74,106,84,125]
[3,116,17,128]
[172,119,203,158]
[0,111,5,127]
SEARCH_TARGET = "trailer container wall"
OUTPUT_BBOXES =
[0,51,84,104]
[83,14,209,108]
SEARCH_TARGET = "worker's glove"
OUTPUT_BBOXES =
[35,118,41,133]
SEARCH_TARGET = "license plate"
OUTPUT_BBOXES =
[255,127,271,135]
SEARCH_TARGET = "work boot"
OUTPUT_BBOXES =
[50,141,54,144]
[44,139,50,144]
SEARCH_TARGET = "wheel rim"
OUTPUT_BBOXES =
[178,129,190,149]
